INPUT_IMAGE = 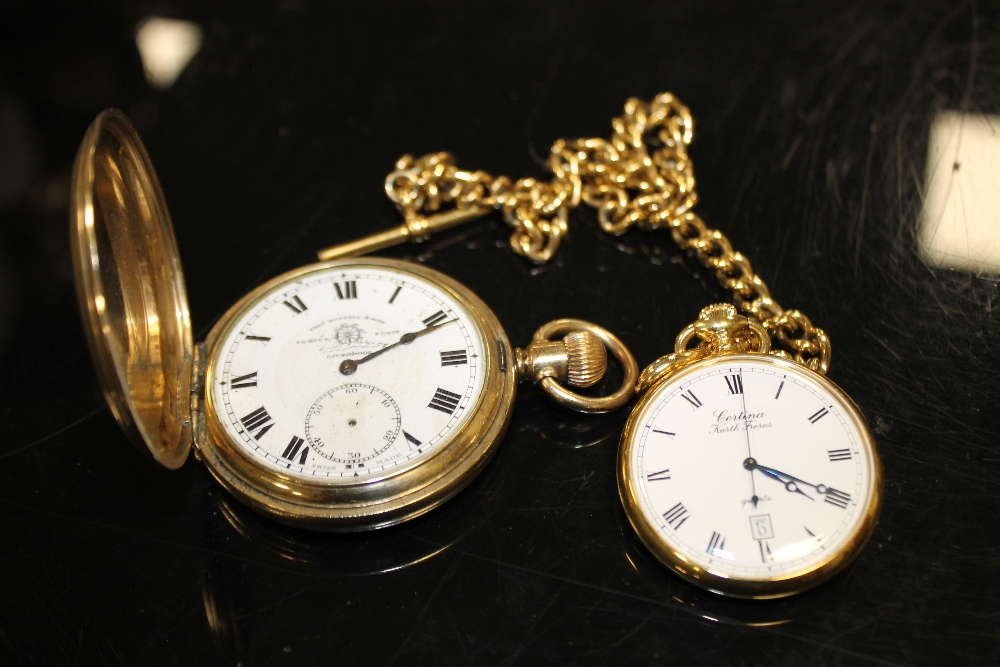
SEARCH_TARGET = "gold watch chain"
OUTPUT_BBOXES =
[383,93,831,374]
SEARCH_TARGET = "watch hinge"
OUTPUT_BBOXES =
[190,342,209,454]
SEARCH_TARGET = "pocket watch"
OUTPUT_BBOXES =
[402,92,881,597]
[69,109,637,531]
[619,304,881,599]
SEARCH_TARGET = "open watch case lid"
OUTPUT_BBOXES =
[69,109,194,469]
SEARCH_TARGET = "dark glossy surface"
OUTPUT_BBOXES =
[2,1,999,664]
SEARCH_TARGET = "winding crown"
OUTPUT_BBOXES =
[563,330,607,388]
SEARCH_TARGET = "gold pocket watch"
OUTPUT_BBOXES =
[619,304,881,598]
[69,109,637,531]
[404,92,882,598]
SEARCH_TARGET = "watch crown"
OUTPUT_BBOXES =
[515,329,608,388]
[699,303,737,321]
[562,330,607,388]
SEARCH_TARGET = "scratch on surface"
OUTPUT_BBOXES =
[605,602,667,649]
[0,495,361,578]
[234,582,310,622]
[500,590,561,666]
[0,404,106,461]
[408,535,906,666]
[854,121,878,270]
[385,554,461,666]
[861,326,903,362]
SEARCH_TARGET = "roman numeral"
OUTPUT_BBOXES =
[422,310,448,327]
[388,285,402,304]
[759,540,772,563]
[240,407,275,440]
[808,407,829,423]
[440,350,468,366]
[334,281,357,299]
[681,390,703,409]
[282,295,307,314]
[652,429,675,438]
[774,380,784,399]
[823,487,851,509]
[646,469,671,482]
[403,431,421,446]
[281,435,309,464]
[245,335,271,343]
[828,448,852,462]
[428,388,461,415]
[230,372,257,389]
[725,374,743,394]
[662,502,690,530]
[706,531,726,555]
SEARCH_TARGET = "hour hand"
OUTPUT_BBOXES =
[758,466,814,500]
[746,460,815,501]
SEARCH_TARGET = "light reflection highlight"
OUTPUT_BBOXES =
[135,17,204,89]
[919,111,1000,274]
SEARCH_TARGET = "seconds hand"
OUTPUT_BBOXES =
[740,378,760,508]
[339,319,457,375]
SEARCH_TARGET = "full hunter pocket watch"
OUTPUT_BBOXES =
[403,92,882,598]
[69,109,637,531]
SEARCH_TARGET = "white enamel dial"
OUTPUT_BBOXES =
[208,264,488,481]
[625,355,878,586]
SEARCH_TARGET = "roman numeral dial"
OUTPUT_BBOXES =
[282,295,307,314]
[334,281,357,299]
[241,407,275,440]
[662,502,690,530]
[428,388,461,415]
[230,372,257,389]
[212,266,487,483]
[440,350,468,366]
[423,310,448,327]
[680,390,702,409]
[624,357,876,588]
[281,436,309,464]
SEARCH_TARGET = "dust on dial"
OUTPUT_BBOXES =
[209,264,487,480]
[626,355,878,589]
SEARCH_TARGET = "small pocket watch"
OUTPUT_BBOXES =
[69,109,636,531]
[403,92,882,598]
[618,305,881,599]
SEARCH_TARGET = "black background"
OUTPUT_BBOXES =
[2,1,999,665]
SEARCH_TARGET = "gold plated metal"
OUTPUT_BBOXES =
[636,304,770,393]
[517,319,637,414]
[70,108,641,532]
[515,330,607,388]
[316,207,489,260]
[391,93,877,596]
[69,109,193,469]
[383,96,830,373]
[198,257,516,531]
[619,353,882,599]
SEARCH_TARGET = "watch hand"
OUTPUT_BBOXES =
[745,460,814,501]
[739,386,759,507]
[759,466,814,500]
[757,464,841,497]
[339,319,457,375]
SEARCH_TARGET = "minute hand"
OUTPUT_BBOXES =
[339,319,457,375]
[756,464,847,504]
[755,464,815,500]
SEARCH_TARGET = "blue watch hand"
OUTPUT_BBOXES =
[745,460,815,501]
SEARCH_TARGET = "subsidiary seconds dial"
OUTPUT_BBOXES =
[207,265,487,480]
[619,353,881,598]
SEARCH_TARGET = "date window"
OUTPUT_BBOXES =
[750,514,774,541]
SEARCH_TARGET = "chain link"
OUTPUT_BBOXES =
[385,93,832,374]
